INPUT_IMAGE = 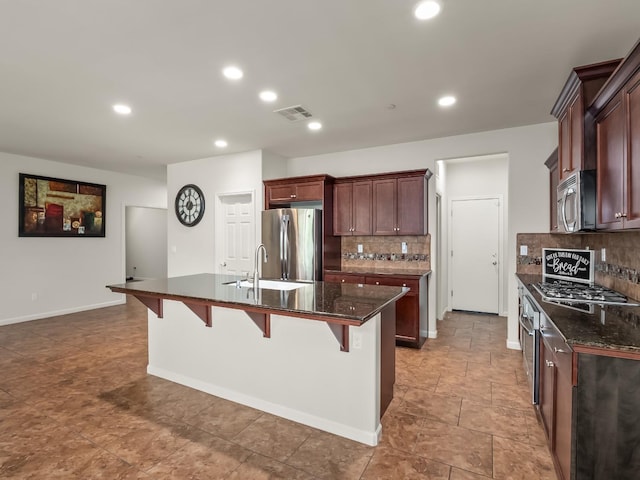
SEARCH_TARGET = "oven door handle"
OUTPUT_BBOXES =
[518,315,535,336]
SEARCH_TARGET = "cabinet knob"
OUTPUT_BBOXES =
[290,194,296,199]
[615,212,620,218]
[545,360,555,368]
[621,213,628,218]
[402,283,406,287]
[376,281,380,285]
[562,168,570,172]
[341,279,345,283]
[553,347,568,354]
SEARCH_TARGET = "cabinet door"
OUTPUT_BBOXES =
[624,71,640,229]
[397,175,426,235]
[596,95,625,229]
[569,91,584,174]
[352,180,372,235]
[333,183,353,236]
[555,354,573,480]
[372,178,397,235]
[295,182,323,201]
[559,111,572,180]
[268,185,297,203]
[539,337,556,443]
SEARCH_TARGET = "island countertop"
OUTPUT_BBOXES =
[107,273,408,325]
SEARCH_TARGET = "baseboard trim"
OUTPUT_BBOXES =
[507,339,522,351]
[422,328,438,339]
[0,299,126,326]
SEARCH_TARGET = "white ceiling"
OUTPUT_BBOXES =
[1,1,639,180]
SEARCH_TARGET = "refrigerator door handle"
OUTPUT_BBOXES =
[282,215,290,280]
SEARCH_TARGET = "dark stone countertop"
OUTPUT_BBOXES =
[517,273,640,353]
[325,267,431,278]
[108,273,408,325]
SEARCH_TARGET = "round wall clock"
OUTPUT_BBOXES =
[175,184,205,227]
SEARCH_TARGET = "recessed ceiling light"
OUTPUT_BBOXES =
[113,104,132,115]
[438,95,456,107]
[414,1,441,20]
[214,139,228,148]
[259,90,278,102]
[308,121,322,131]
[222,66,243,80]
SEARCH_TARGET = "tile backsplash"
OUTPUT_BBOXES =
[341,235,430,272]
[517,231,640,301]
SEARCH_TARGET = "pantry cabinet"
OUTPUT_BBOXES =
[592,40,640,230]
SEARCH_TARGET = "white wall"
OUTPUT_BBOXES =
[0,152,167,325]
[287,122,556,348]
[125,206,168,279]
[167,150,264,277]
[442,154,509,316]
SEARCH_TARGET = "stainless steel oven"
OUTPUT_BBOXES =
[519,288,540,404]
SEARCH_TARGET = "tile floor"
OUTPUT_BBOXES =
[0,301,557,479]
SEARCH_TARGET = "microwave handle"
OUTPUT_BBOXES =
[561,187,575,232]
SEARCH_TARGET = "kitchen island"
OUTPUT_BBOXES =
[107,273,407,446]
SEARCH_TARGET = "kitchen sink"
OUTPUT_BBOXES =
[224,279,308,291]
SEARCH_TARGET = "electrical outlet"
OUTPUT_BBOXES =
[31,292,37,301]
[357,244,363,253]
[601,248,606,262]
[520,245,528,256]
[401,242,408,254]
[352,332,363,349]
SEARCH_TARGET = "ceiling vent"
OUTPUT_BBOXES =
[273,105,313,122]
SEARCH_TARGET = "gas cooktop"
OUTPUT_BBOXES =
[532,280,639,307]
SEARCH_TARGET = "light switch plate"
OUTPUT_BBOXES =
[401,242,408,254]
[357,244,363,253]
[520,245,528,256]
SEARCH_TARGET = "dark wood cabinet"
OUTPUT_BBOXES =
[551,59,621,180]
[325,270,427,348]
[372,170,431,236]
[263,174,341,273]
[539,314,573,480]
[333,180,372,236]
[592,41,640,230]
[544,148,559,232]
[265,177,325,206]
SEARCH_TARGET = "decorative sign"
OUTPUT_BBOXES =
[542,248,594,284]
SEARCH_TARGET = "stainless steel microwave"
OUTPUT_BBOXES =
[557,170,596,233]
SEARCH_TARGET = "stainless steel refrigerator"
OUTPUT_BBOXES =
[261,208,322,281]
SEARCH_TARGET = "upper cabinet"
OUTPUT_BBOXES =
[333,180,372,235]
[373,171,431,235]
[551,59,621,181]
[544,148,559,232]
[592,39,640,230]
[333,169,431,236]
[264,174,334,209]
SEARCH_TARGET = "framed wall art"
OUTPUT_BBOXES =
[19,173,106,237]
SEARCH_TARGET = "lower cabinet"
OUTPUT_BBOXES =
[324,271,427,348]
[539,315,573,480]
[538,314,640,480]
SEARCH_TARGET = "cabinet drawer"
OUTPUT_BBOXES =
[324,273,365,284]
[365,276,419,292]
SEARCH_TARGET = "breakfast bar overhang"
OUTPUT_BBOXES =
[107,273,407,446]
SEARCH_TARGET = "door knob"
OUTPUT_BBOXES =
[492,261,497,265]
[220,262,227,267]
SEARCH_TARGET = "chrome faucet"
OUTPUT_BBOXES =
[254,244,268,289]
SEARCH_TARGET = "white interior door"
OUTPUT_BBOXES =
[450,197,500,314]
[217,193,255,276]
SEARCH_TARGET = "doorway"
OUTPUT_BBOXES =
[125,206,167,280]
[449,196,502,314]
[215,192,256,276]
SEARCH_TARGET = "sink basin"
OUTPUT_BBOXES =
[225,279,308,291]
